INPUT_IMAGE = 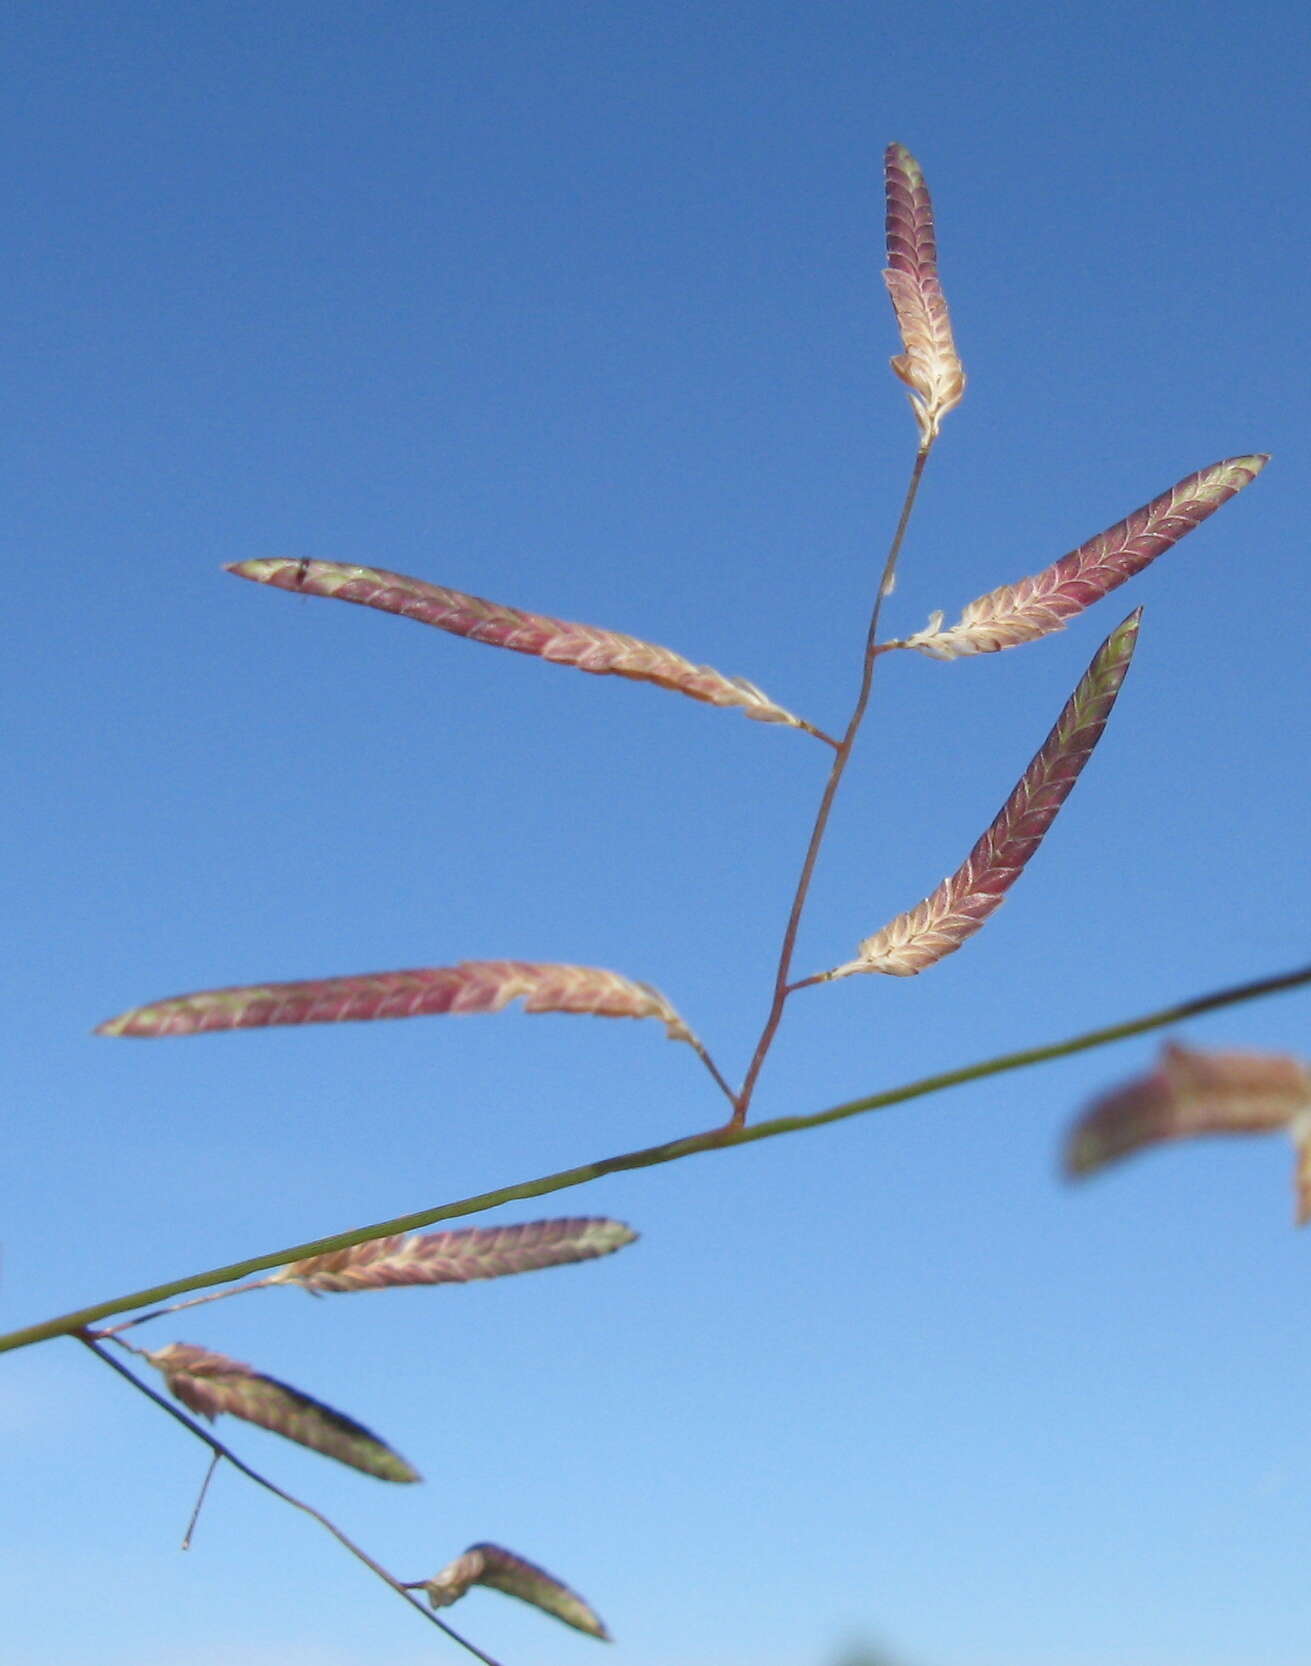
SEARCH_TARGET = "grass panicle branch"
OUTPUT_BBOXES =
[733,148,965,1120]
[11,136,1291,1666]
[732,446,933,1123]
[80,1335,504,1666]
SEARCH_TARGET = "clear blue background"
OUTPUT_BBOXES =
[2,4,1308,1664]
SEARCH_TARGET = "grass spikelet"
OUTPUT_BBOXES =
[887,455,1268,659]
[827,611,1140,978]
[226,558,835,743]
[1065,1041,1311,1221]
[96,961,697,1045]
[883,143,965,447]
[417,1542,609,1639]
[145,1342,419,1481]
[269,1217,637,1294]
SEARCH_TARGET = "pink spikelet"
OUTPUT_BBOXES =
[145,1342,420,1481]
[1066,1042,1311,1223]
[826,611,1140,979]
[269,1217,637,1294]
[883,143,965,448]
[415,1542,609,1639]
[888,455,1268,659]
[96,960,697,1045]
[226,558,834,743]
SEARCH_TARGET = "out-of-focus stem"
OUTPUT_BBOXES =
[181,1452,221,1549]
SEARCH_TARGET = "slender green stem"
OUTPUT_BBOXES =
[5,961,1305,1357]
[732,445,931,1123]
[78,1333,505,1666]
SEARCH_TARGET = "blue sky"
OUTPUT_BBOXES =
[2,3,1309,1664]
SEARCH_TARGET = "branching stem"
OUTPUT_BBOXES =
[7,960,1304,1357]
[732,445,932,1123]
[78,1333,506,1666]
